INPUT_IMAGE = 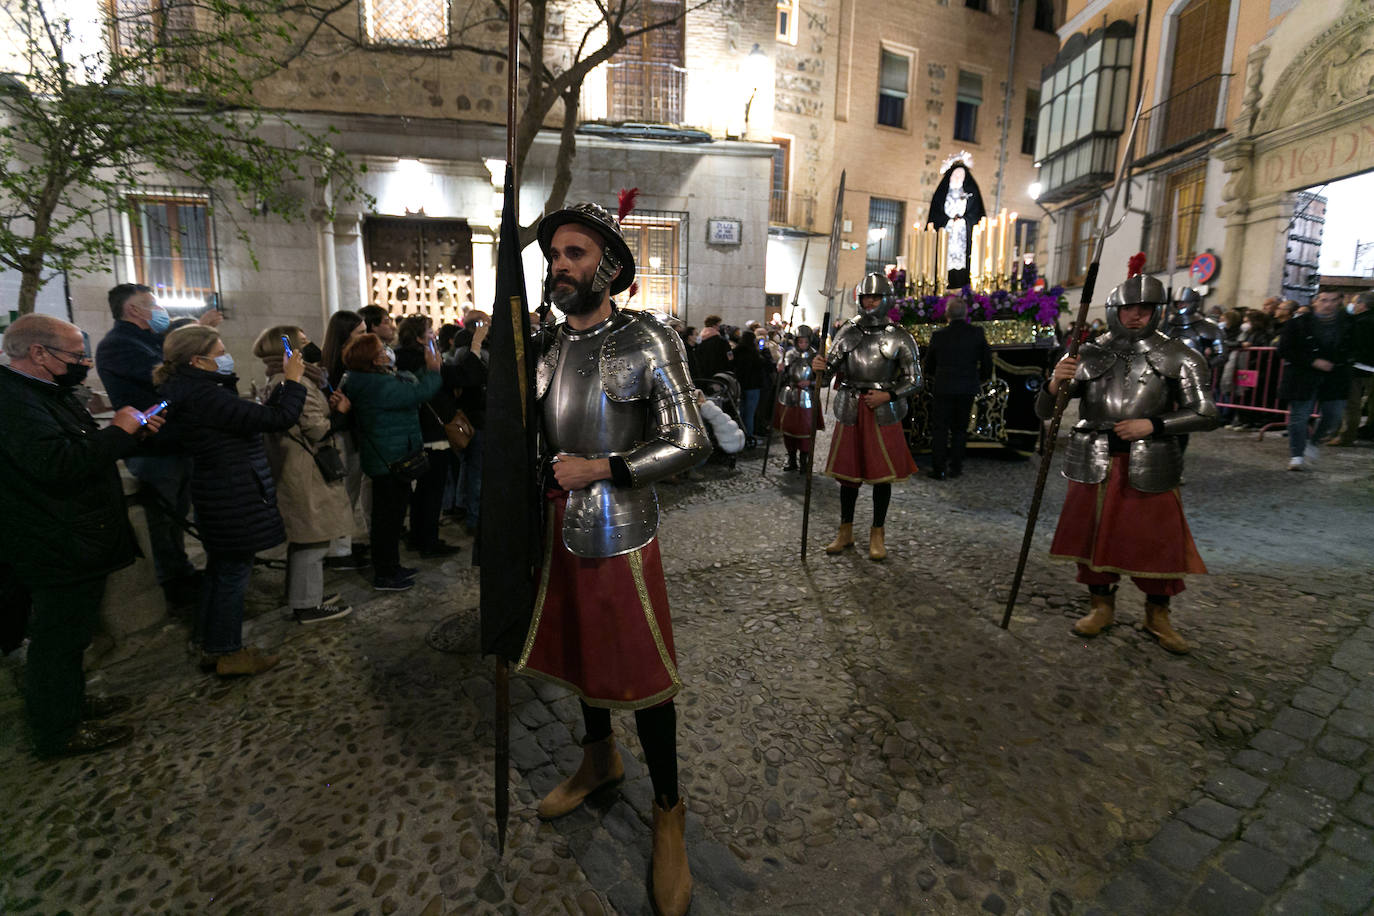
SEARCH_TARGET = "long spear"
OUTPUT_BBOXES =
[801,171,845,559]
[763,236,810,476]
[1000,94,1145,629]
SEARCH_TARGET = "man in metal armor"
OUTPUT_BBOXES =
[1164,287,1226,366]
[774,325,822,471]
[515,201,708,916]
[1037,269,1219,653]
[811,273,922,560]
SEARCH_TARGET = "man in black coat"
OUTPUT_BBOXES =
[0,314,165,758]
[694,314,732,380]
[1279,289,1352,470]
[923,298,992,479]
[96,283,219,607]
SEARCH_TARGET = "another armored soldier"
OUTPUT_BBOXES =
[516,202,708,916]
[811,273,922,560]
[1163,287,1226,367]
[774,325,822,472]
[1038,267,1219,654]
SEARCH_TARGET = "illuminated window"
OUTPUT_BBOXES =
[622,211,687,317]
[126,194,218,308]
[776,0,798,44]
[360,0,450,49]
[608,0,685,123]
[865,197,903,275]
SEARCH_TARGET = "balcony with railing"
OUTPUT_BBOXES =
[769,190,816,232]
[1133,73,1232,165]
[604,61,687,124]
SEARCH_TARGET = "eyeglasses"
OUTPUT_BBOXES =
[43,345,91,363]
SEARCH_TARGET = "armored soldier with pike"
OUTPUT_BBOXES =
[1038,259,1219,653]
[773,325,823,472]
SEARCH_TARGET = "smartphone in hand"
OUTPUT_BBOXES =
[281,335,294,359]
[140,400,169,425]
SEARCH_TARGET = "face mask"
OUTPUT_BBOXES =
[148,307,171,334]
[1240,322,1251,333]
[53,360,90,389]
[385,346,396,368]
[214,353,235,375]
[300,341,323,364]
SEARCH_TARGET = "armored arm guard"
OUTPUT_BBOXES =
[1153,344,1220,434]
[888,326,923,400]
[604,314,709,486]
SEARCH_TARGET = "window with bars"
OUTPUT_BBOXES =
[865,197,904,275]
[360,0,450,49]
[108,0,194,54]
[954,70,982,142]
[1021,88,1040,156]
[1063,199,1097,286]
[770,138,791,223]
[126,194,218,307]
[776,0,798,44]
[877,49,911,128]
[622,212,688,317]
[608,0,686,123]
[1150,161,1207,271]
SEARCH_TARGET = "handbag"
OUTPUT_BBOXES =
[288,429,347,483]
[429,405,474,451]
[386,449,430,481]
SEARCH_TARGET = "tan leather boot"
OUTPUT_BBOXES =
[825,522,855,554]
[1145,601,1190,654]
[214,646,281,677]
[1072,592,1115,637]
[868,526,887,561]
[651,798,692,916]
[537,734,624,819]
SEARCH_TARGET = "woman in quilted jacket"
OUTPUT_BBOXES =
[155,326,306,676]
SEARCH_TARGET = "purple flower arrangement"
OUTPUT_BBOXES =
[891,284,1066,327]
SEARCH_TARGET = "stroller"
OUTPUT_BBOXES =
[695,371,745,467]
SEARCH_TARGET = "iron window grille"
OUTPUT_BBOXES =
[865,197,904,275]
[621,210,689,318]
[360,0,451,49]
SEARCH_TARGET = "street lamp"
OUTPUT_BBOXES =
[742,44,769,138]
[1028,180,1056,224]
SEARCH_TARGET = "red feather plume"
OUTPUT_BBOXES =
[617,187,639,222]
[1127,252,1147,278]
[627,281,639,301]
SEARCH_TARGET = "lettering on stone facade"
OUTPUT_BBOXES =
[1255,121,1374,192]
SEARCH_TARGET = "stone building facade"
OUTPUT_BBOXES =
[1033,0,1374,315]
[765,0,1061,331]
[34,0,780,362]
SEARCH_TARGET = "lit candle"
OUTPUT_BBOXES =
[936,229,947,292]
[971,224,982,290]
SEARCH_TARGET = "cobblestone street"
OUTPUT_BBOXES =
[2,427,1372,915]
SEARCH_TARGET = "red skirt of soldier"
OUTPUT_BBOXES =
[516,493,681,710]
[824,402,918,484]
[1049,455,1206,585]
[775,400,824,451]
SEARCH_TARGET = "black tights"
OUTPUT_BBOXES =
[581,700,679,808]
[839,483,891,527]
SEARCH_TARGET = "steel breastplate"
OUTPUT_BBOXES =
[778,349,815,409]
[542,319,658,558]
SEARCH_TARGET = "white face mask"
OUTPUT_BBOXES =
[1240,322,1251,333]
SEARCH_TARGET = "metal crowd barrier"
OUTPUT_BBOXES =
[1212,346,1290,436]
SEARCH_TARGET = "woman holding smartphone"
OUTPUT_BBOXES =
[155,326,306,676]
[394,315,463,559]
[254,325,355,625]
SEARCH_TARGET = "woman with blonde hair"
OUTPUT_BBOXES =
[253,325,354,625]
[156,325,306,676]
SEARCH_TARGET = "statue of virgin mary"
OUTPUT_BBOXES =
[928,155,986,289]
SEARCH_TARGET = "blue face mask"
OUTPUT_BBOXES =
[213,353,235,375]
[148,307,171,334]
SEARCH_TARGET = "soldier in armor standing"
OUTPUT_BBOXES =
[1162,286,1226,458]
[774,325,822,471]
[1038,268,1219,654]
[811,273,922,561]
[516,202,708,916]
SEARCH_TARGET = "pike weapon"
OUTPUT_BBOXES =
[1000,92,1146,629]
[801,171,846,559]
[764,237,812,476]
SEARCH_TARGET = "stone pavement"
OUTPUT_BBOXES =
[1,426,1372,915]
